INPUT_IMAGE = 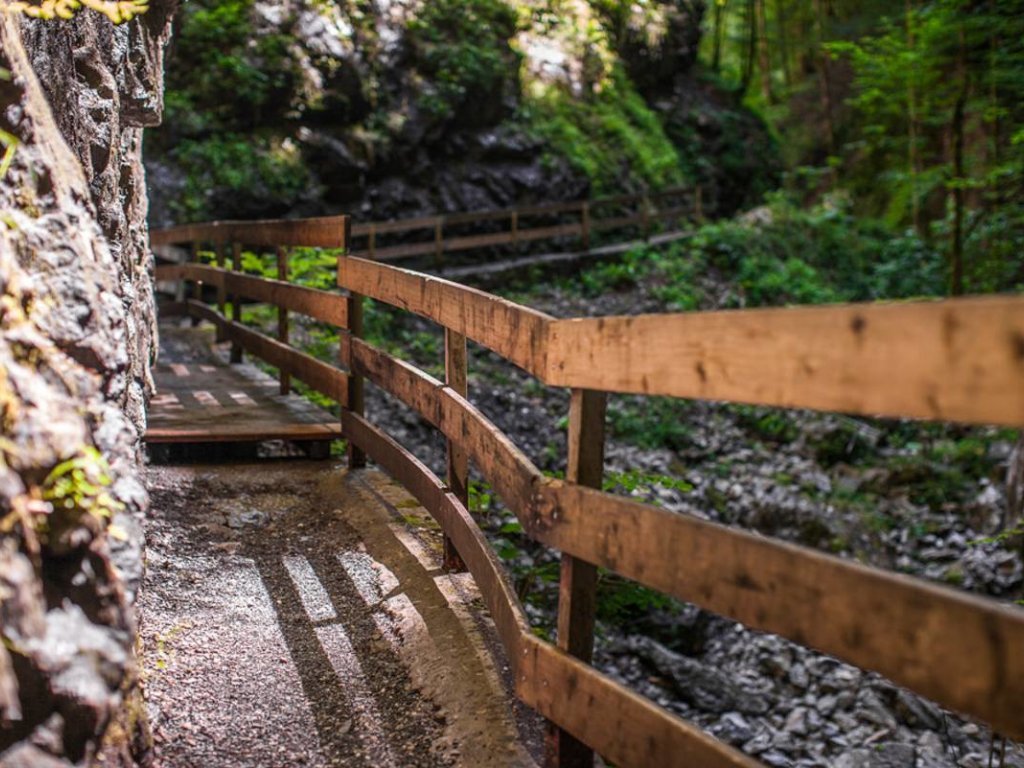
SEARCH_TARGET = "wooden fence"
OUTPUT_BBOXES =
[151,185,700,267]
[152,213,1024,768]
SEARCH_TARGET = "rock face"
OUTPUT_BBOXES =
[146,0,778,226]
[0,5,174,765]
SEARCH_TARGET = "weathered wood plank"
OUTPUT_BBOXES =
[351,215,442,237]
[341,411,530,664]
[224,271,348,327]
[153,216,348,249]
[546,296,1024,426]
[444,328,469,572]
[532,481,1024,741]
[348,338,542,515]
[146,357,341,444]
[346,288,366,468]
[174,298,226,329]
[154,263,226,289]
[224,320,348,403]
[158,264,349,328]
[277,246,291,395]
[339,257,551,376]
[549,389,607,768]
[519,635,759,768]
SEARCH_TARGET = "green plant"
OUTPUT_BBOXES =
[0,69,17,180]
[733,406,800,444]
[407,0,519,122]
[524,66,685,193]
[607,395,693,451]
[170,135,310,221]
[4,0,148,23]
[41,447,123,523]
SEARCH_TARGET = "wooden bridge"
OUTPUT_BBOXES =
[149,210,1024,767]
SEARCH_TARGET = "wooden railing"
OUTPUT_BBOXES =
[151,185,700,267]
[152,213,1024,767]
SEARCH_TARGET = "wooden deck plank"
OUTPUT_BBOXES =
[146,358,342,444]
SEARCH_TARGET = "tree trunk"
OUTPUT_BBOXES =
[740,0,758,96]
[712,0,725,74]
[776,0,792,87]
[950,24,968,296]
[906,0,922,234]
[756,0,774,102]
[813,0,836,158]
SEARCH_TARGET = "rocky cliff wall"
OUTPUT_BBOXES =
[146,0,778,226]
[0,4,174,765]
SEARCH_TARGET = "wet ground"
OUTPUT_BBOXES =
[140,461,541,767]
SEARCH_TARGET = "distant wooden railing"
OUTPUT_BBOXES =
[152,213,1024,768]
[151,185,701,267]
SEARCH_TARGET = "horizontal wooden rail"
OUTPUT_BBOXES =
[350,338,543,514]
[151,215,348,248]
[545,296,1024,426]
[339,385,756,768]
[534,482,1024,740]
[339,256,551,376]
[518,635,759,768]
[340,410,530,661]
[347,333,1024,742]
[157,264,349,328]
[155,263,226,289]
[341,256,1024,426]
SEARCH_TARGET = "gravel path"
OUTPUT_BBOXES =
[141,460,539,767]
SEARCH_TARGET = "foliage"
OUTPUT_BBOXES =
[733,406,799,444]
[3,0,147,23]
[406,0,520,122]
[553,195,951,318]
[697,0,1024,294]
[41,447,123,522]
[523,66,685,193]
[0,69,15,180]
[168,135,310,221]
[164,0,298,130]
[607,395,693,451]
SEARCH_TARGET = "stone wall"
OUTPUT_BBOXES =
[0,4,174,765]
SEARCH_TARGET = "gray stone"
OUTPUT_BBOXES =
[0,4,173,762]
[718,712,754,745]
[835,743,916,768]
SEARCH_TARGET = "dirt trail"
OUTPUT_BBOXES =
[141,461,540,767]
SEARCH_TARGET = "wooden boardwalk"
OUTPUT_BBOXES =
[147,212,1024,767]
[146,333,341,446]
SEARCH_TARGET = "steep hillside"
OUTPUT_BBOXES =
[145,0,779,225]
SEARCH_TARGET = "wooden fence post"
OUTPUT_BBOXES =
[214,240,227,342]
[547,388,607,768]
[277,245,291,395]
[368,223,376,260]
[444,329,469,572]
[510,210,519,249]
[230,242,242,363]
[344,221,366,469]
[188,240,200,326]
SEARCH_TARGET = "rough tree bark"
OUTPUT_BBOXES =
[0,4,175,765]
